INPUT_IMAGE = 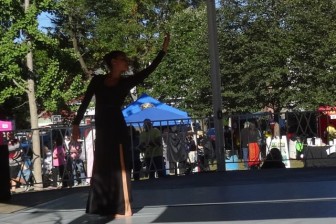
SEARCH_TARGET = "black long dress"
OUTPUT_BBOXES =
[73,50,165,216]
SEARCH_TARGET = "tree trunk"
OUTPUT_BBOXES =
[25,0,43,190]
[27,78,43,190]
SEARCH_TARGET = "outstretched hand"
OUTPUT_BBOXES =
[162,33,170,53]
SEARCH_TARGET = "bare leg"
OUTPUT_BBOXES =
[10,180,16,192]
[117,144,132,217]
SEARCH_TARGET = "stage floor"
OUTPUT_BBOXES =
[1,168,336,224]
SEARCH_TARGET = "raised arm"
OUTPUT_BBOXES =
[125,33,170,88]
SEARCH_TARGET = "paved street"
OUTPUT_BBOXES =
[1,167,336,224]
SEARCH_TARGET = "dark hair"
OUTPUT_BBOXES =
[55,137,63,147]
[103,50,126,70]
[267,148,283,161]
[144,118,152,123]
[144,119,152,130]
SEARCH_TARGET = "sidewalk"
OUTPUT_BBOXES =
[1,167,336,223]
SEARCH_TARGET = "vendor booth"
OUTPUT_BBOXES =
[122,93,190,126]
[0,120,12,132]
[123,93,191,175]
[317,105,336,144]
[0,120,12,200]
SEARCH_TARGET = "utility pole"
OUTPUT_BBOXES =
[24,0,43,190]
[206,0,225,171]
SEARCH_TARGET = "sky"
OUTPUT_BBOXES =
[37,12,53,32]
[36,1,220,32]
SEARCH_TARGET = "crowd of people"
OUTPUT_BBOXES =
[128,119,216,179]
[5,132,33,193]
[2,130,88,193]
[2,116,290,194]
[2,114,292,195]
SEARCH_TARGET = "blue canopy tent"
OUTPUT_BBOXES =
[122,93,190,126]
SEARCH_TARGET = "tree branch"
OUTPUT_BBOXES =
[69,15,91,79]
[12,78,29,93]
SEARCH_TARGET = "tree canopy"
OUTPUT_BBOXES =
[1,0,336,127]
[218,0,336,113]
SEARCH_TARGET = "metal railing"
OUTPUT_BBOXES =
[5,110,336,192]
